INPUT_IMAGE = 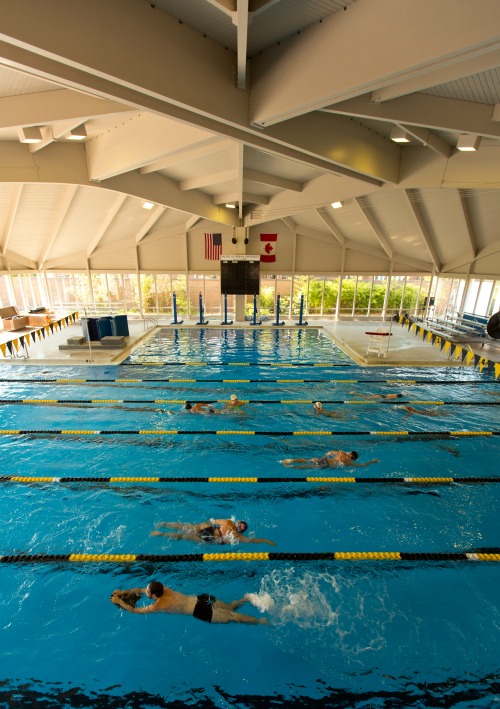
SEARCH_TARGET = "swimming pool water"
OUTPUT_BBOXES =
[0,327,498,708]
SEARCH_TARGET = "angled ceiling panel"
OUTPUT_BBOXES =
[0,64,60,97]
[323,200,375,245]
[50,188,123,261]
[421,67,500,105]
[99,198,147,246]
[410,189,476,264]
[360,191,425,257]
[464,189,500,251]
[8,184,70,261]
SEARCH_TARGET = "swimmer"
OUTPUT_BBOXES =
[184,401,218,414]
[111,581,267,625]
[397,405,445,418]
[349,391,403,400]
[221,394,246,410]
[281,450,379,469]
[313,402,347,419]
[151,518,276,546]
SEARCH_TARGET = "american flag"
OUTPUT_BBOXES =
[205,232,222,260]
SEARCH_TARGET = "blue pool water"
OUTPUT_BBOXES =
[0,327,499,708]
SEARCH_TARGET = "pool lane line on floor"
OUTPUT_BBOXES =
[2,475,499,485]
[0,398,498,406]
[0,429,498,438]
[123,361,353,367]
[1,551,499,563]
[0,378,498,385]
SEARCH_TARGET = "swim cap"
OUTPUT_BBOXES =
[314,402,322,409]
[230,394,238,400]
[237,520,248,533]
[350,451,359,460]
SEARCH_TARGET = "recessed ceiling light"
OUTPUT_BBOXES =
[225,203,236,209]
[66,124,87,141]
[457,134,481,151]
[390,127,410,143]
[18,127,43,144]
[331,201,342,209]
[142,201,155,209]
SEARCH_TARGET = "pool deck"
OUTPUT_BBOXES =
[1,316,498,367]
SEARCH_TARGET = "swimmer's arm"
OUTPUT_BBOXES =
[240,536,276,547]
[351,459,379,468]
[111,593,156,614]
[112,587,145,595]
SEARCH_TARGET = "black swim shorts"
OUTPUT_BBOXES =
[198,525,218,543]
[193,594,217,623]
[316,456,330,469]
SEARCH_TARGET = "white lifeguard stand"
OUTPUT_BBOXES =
[365,327,392,358]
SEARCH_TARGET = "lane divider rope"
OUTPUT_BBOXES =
[0,429,496,437]
[0,378,497,386]
[1,551,499,564]
[2,475,499,485]
[0,398,498,406]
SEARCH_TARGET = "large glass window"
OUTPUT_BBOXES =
[141,274,157,313]
[475,280,493,316]
[433,278,456,318]
[123,274,139,314]
[7,271,494,324]
[188,274,206,318]
[0,276,11,307]
[463,279,480,314]
[323,277,339,315]
[9,274,44,310]
[370,276,388,315]
[90,274,107,309]
[292,275,308,316]
[488,281,500,316]
[355,276,373,316]
[171,274,187,316]
[204,275,221,316]
[260,275,276,316]
[307,276,325,315]
[276,276,292,318]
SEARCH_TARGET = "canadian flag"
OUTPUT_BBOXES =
[260,233,277,262]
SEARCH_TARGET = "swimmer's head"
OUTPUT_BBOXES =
[349,451,359,461]
[209,407,216,414]
[236,520,248,533]
[185,402,192,410]
[230,394,238,401]
[395,393,403,398]
[314,402,323,410]
[146,580,164,598]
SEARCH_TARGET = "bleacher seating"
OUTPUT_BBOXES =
[424,313,487,342]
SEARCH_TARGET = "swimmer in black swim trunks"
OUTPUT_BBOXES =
[184,402,218,413]
[111,580,268,625]
[151,518,276,546]
[281,450,379,469]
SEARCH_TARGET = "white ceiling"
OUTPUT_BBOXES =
[1,0,500,276]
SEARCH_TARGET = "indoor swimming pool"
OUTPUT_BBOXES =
[0,327,498,708]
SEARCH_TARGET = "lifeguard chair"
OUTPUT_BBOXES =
[365,327,391,358]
